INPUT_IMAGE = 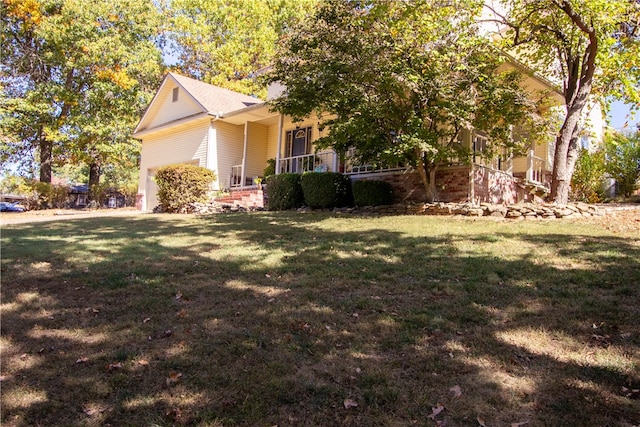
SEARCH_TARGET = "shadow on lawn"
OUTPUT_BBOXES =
[1,212,639,426]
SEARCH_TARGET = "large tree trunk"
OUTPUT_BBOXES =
[39,137,52,183]
[88,162,101,203]
[416,148,437,202]
[549,1,598,205]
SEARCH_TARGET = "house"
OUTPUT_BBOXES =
[67,184,128,209]
[133,70,563,211]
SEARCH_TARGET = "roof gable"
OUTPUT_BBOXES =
[134,73,263,135]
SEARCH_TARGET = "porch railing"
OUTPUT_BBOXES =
[279,151,337,174]
[526,150,545,185]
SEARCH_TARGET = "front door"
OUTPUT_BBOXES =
[286,127,311,172]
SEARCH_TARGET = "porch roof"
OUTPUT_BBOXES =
[219,102,280,126]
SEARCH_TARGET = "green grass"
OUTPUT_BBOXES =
[1,212,639,426]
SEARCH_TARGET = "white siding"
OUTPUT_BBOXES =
[213,121,244,189]
[137,120,210,210]
[145,83,204,131]
[246,122,269,179]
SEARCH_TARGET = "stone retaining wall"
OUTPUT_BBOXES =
[331,201,605,219]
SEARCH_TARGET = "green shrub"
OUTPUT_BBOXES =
[352,179,393,206]
[263,158,276,178]
[28,181,70,209]
[605,130,640,198]
[300,172,353,209]
[571,150,606,203]
[155,164,216,213]
[265,173,304,210]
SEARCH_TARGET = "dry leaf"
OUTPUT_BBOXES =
[343,398,358,409]
[511,422,528,427]
[428,404,445,420]
[143,317,151,323]
[138,359,149,366]
[450,385,462,398]
[76,357,89,364]
[107,362,122,371]
[166,371,183,385]
[175,291,182,300]
[92,308,99,313]
[477,415,487,427]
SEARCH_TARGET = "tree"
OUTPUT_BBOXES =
[1,0,163,198]
[166,0,316,97]
[605,128,640,197]
[267,0,545,201]
[486,0,640,204]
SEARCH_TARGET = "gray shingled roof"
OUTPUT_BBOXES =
[169,72,263,114]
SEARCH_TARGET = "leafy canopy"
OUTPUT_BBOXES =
[488,0,640,203]
[267,0,547,201]
[1,0,163,187]
[166,0,316,97]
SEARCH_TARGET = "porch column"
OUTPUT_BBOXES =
[275,114,283,174]
[242,121,249,186]
[207,121,219,189]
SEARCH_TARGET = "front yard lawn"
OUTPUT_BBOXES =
[1,212,639,426]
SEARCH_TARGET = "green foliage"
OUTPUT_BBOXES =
[265,173,303,211]
[571,150,606,203]
[494,0,640,203]
[263,158,276,178]
[267,0,544,202]
[352,180,394,207]
[167,0,316,97]
[605,130,640,198]
[29,181,70,210]
[1,0,163,183]
[155,164,216,213]
[300,172,352,209]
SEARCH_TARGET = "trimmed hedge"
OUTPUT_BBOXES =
[352,179,394,207]
[300,172,353,209]
[265,173,304,210]
[155,164,216,213]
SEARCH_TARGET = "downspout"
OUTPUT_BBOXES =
[242,121,249,187]
[275,114,283,174]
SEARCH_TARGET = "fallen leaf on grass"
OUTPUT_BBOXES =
[450,385,462,398]
[143,317,151,323]
[511,422,528,427]
[166,371,183,385]
[175,291,182,300]
[343,398,358,409]
[138,359,149,366]
[477,415,488,426]
[428,404,445,420]
[107,362,122,371]
[83,406,107,416]
[76,357,89,364]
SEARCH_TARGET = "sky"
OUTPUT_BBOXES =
[608,101,639,132]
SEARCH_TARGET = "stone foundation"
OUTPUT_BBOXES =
[350,165,519,205]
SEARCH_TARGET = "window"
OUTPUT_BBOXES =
[172,87,179,102]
